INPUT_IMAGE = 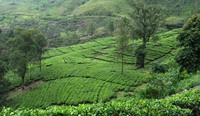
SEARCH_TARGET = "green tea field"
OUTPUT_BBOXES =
[5,29,180,109]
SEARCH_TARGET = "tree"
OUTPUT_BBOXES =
[107,21,115,35]
[0,32,10,104]
[176,14,200,73]
[0,33,8,78]
[30,29,47,71]
[8,28,35,89]
[87,24,95,36]
[0,40,8,78]
[0,31,10,80]
[129,0,163,68]
[7,28,46,89]
[116,17,130,75]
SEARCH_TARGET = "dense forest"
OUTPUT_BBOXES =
[0,0,200,115]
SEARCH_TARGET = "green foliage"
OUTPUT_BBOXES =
[116,17,130,74]
[0,0,200,49]
[0,1,200,115]
[107,21,114,35]
[140,69,193,99]
[60,31,80,46]
[176,74,200,92]
[87,24,95,36]
[0,32,10,106]
[72,0,132,16]
[30,29,47,70]
[9,77,128,108]
[176,14,200,73]
[7,28,46,88]
[166,88,200,116]
[2,88,200,115]
[0,37,8,78]
[129,0,163,68]
[151,62,169,73]
[3,29,180,109]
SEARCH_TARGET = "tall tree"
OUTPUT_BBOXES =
[7,28,46,89]
[30,29,47,71]
[0,32,10,103]
[8,28,35,89]
[0,39,8,78]
[116,17,130,75]
[129,0,163,68]
[176,14,200,73]
[0,30,10,79]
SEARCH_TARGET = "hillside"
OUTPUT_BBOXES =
[1,0,200,47]
[1,88,200,115]
[1,0,200,115]
[2,29,200,114]
[4,29,200,109]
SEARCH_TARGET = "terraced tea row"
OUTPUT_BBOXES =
[4,88,200,115]
[11,77,129,108]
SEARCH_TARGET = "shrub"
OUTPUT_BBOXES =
[176,14,200,73]
[151,62,169,73]
[140,69,191,99]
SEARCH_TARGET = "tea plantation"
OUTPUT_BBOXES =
[1,88,200,115]
[1,0,200,115]
[3,29,181,109]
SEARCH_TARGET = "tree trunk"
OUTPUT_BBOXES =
[121,54,124,75]
[21,74,25,90]
[39,58,42,71]
[140,39,147,68]
[136,53,145,68]
[135,38,146,68]
[29,64,32,79]
[39,55,42,72]
[139,54,145,68]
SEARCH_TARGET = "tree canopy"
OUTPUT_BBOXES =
[176,14,200,73]
[7,28,46,89]
[116,17,130,74]
[129,0,163,68]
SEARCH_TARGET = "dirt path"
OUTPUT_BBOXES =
[193,85,200,89]
[169,85,200,98]
[7,80,45,99]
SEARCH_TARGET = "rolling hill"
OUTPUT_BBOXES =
[1,0,200,47]
[2,29,200,115]
[1,0,200,115]
[4,29,181,108]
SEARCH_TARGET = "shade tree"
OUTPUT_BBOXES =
[7,28,46,89]
[176,14,200,73]
[128,0,163,68]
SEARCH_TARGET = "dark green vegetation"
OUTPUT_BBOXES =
[0,32,10,104]
[0,0,200,115]
[7,28,46,89]
[129,0,163,68]
[176,14,200,73]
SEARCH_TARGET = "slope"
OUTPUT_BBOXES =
[72,0,132,16]
[1,0,200,47]
[4,29,181,108]
[2,87,200,115]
